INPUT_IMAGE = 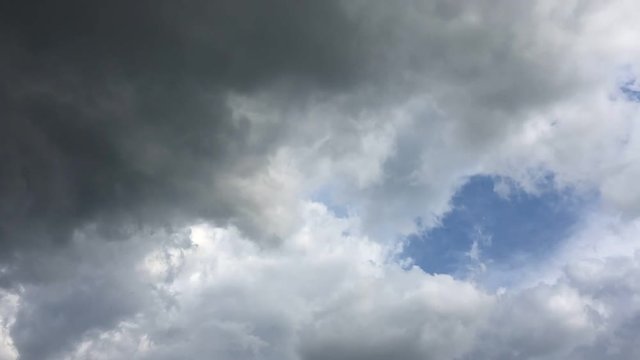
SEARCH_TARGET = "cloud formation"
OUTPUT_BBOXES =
[0,0,370,253]
[4,205,640,360]
[1,0,640,359]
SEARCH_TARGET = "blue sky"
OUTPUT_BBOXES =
[403,175,592,284]
[621,79,640,102]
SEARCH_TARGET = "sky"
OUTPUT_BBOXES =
[1,0,640,359]
[404,175,589,281]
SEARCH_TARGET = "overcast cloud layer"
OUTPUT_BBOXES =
[2,0,640,359]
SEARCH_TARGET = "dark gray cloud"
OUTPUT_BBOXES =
[0,0,369,257]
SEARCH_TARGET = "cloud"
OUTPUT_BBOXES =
[4,0,638,253]
[0,203,637,360]
[0,0,370,254]
[2,0,640,359]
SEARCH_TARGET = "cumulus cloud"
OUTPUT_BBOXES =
[2,0,640,359]
[1,204,638,360]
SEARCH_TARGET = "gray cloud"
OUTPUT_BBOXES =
[1,0,604,257]
[2,0,640,359]
[0,0,370,257]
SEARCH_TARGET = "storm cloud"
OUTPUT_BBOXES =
[2,0,640,359]
[0,0,369,254]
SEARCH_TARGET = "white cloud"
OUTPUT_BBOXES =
[0,202,632,359]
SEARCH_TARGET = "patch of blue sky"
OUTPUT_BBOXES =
[310,184,349,218]
[402,175,595,285]
[620,79,640,102]
[616,66,640,102]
